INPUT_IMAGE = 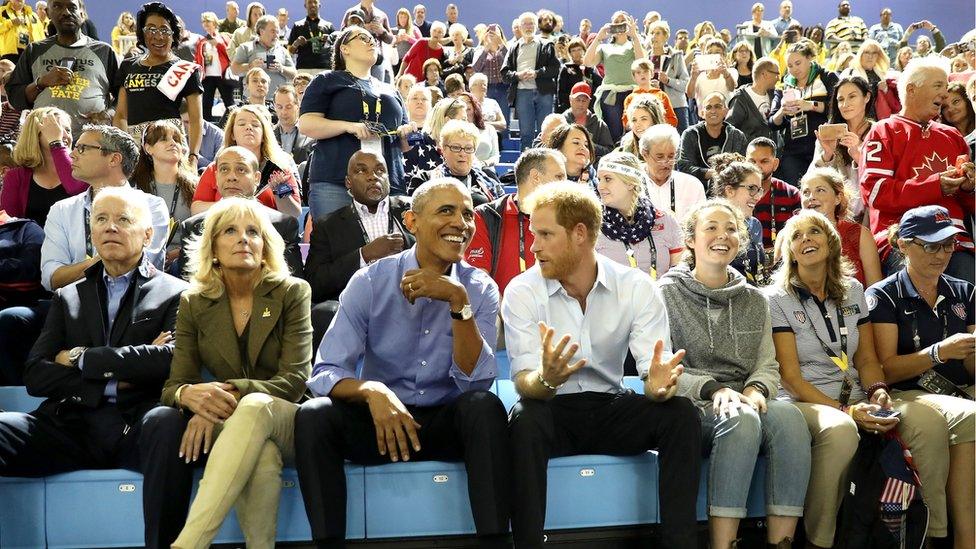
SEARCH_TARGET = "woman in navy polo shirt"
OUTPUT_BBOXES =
[299,26,412,219]
[765,210,952,548]
[866,205,975,549]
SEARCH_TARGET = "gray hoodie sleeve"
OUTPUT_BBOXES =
[674,363,719,404]
[743,308,781,397]
[676,127,708,181]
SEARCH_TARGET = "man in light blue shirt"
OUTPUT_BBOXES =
[868,8,904,61]
[40,125,169,292]
[772,0,801,36]
[295,178,512,549]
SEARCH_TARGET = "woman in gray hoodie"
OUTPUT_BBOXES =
[659,199,810,549]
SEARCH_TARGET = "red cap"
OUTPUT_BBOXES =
[570,82,592,98]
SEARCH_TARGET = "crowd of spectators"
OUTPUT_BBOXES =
[0,1,973,548]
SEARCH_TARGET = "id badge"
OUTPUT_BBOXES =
[790,113,808,140]
[360,135,383,157]
[18,32,28,47]
[838,377,852,406]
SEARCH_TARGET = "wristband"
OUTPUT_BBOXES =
[745,382,769,398]
[48,140,64,150]
[864,382,889,399]
[537,370,559,392]
[929,343,945,365]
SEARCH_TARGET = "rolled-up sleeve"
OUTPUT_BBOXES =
[501,281,543,379]
[450,279,498,392]
[40,202,74,291]
[630,280,675,380]
[306,270,371,397]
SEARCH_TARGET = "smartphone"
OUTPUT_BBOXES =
[869,409,901,419]
[783,88,800,103]
[265,53,275,66]
[818,123,847,140]
[696,53,721,71]
[784,29,799,43]
[608,22,628,34]
[58,57,76,71]
[406,131,424,146]
[954,153,969,176]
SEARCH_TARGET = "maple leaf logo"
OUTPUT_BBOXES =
[912,151,951,179]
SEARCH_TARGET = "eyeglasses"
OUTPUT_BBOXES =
[444,144,476,154]
[73,143,115,154]
[345,33,376,46]
[736,184,763,197]
[143,26,174,37]
[911,239,956,254]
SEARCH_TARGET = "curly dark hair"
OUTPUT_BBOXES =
[136,2,181,50]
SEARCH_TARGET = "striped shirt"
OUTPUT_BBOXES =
[754,178,802,250]
[472,46,508,84]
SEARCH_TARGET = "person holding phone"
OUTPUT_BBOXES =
[866,205,975,549]
[661,198,809,549]
[811,75,874,220]
[767,210,959,548]
[231,14,296,98]
[768,41,838,186]
[898,20,946,58]
[582,11,645,142]
[686,38,737,108]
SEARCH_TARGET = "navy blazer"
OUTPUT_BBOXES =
[23,260,188,423]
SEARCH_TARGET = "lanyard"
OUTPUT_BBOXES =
[809,298,854,404]
[356,206,399,243]
[668,176,676,214]
[623,235,658,280]
[516,211,528,272]
[900,277,950,351]
[355,78,382,123]
[768,186,778,245]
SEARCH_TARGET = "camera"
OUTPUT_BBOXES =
[406,131,424,146]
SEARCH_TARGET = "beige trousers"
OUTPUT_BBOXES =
[173,393,298,549]
[795,398,951,546]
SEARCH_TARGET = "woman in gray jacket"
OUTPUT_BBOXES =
[659,198,810,549]
[646,20,691,132]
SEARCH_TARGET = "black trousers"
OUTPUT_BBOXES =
[509,392,702,549]
[201,75,236,122]
[0,405,193,549]
[295,390,512,548]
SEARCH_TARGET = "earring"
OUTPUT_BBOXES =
[212,257,219,265]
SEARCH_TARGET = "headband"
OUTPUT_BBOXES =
[599,161,645,181]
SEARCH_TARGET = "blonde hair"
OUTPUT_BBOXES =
[523,181,603,245]
[850,39,889,79]
[438,119,479,147]
[800,167,851,221]
[13,107,71,169]
[223,104,294,171]
[647,20,670,38]
[200,11,219,24]
[424,97,467,141]
[772,210,855,302]
[186,197,289,298]
[680,199,749,267]
[117,11,135,32]
[597,151,644,213]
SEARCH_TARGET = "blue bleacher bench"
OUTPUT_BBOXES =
[0,369,770,547]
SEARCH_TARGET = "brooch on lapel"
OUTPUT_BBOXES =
[262,307,271,318]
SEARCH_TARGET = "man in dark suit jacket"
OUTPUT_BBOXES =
[501,13,561,150]
[176,147,304,279]
[0,186,189,549]
[305,150,415,346]
[273,85,314,166]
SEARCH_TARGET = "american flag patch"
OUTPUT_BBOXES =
[880,477,916,512]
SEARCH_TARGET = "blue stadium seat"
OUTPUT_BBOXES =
[0,476,45,549]
[46,469,146,548]
[500,150,520,164]
[502,137,521,151]
[495,163,514,177]
[495,350,511,381]
[545,453,660,528]
[0,386,44,413]
[364,461,476,537]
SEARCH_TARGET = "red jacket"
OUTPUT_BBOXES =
[859,114,974,255]
[194,34,232,76]
[0,146,88,219]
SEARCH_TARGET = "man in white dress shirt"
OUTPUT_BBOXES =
[501,181,702,549]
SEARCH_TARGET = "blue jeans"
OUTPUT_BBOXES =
[308,182,353,221]
[674,106,690,134]
[515,89,554,151]
[702,399,811,518]
[0,301,51,386]
[598,89,631,143]
[488,82,511,130]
